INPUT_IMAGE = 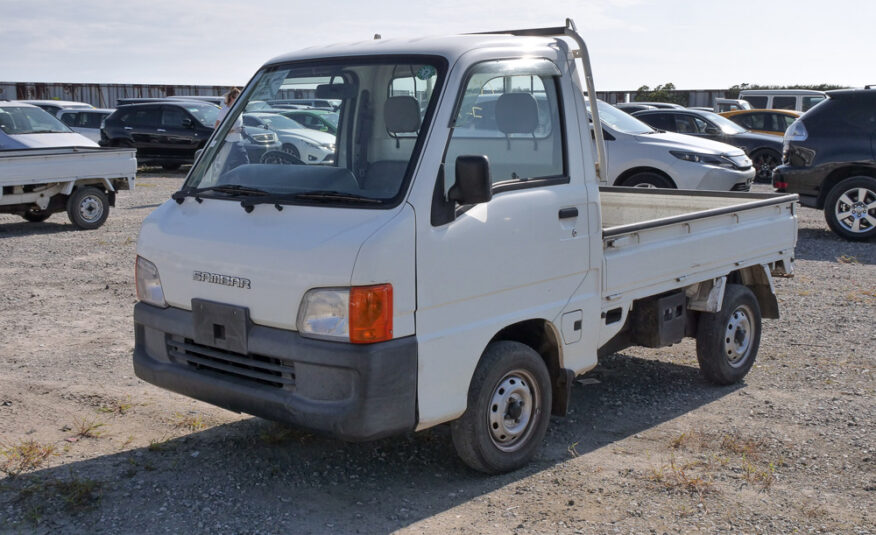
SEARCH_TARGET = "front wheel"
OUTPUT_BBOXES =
[823,176,876,241]
[450,341,551,474]
[22,208,52,223]
[621,172,674,189]
[66,187,109,230]
[696,284,761,385]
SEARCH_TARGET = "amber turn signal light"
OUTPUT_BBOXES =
[349,284,393,344]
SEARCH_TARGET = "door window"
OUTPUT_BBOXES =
[120,108,160,127]
[443,58,565,191]
[802,96,825,111]
[60,112,79,126]
[743,96,768,109]
[640,113,675,131]
[674,115,697,133]
[81,112,105,129]
[772,96,796,110]
[161,108,189,128]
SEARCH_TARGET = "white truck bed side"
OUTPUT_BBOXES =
[0,147,137,194]
[600,187,798,305]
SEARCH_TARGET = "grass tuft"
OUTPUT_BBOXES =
[72,416,105,438]
[0,440,57,478]
[172,412,206,431]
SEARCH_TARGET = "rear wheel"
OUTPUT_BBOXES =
[621,172,674,189]
[696,284,761,385]
[751,149,781,184]
[66,187,109,230]
[450,341,551,474]
[823,176,876,241]
[281,144,301,160]
[21,208,52,223]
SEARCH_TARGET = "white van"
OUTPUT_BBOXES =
[738,89,827,112]
[0,102,98,149]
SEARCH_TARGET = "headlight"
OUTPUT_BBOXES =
[297,284,392,344]
[320,142,336,152]
[136,256,167,308]
[250,133,276,143]
[670,150,735,168]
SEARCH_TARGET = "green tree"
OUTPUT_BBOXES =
[634,83,687,106]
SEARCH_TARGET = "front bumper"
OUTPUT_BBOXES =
[694,166,755,192]
[133,302,417,441]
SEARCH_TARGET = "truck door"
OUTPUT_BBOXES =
[413,58,596,428]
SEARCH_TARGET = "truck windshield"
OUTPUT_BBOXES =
[184,57,445,206]
[0,106,73,135]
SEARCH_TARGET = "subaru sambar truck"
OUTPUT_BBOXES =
[133,20,798,473]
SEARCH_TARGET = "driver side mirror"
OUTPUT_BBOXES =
[182,117,194,129]
[704,125,721,135]
[448,155,492,205]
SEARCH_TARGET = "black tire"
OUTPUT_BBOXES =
[751,149,781,184]
[621,172,674,189]
[281,143,301,160]
[66,187,109,230]
[695,284,761,385]
[823,176,876,241]
[450,341,551,474]
[161,163,182,171]
[21,209,52,223]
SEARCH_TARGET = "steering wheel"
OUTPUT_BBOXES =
[260,150,303,165]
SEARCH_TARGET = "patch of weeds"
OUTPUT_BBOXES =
[12,476,102,515]
[646,456,714,498]
[119,435,135,449]
[0,440,57,478]
[172,412,206,431]
[72,416,105,438]
[837,255,859,264]
[54,477,102,511]
[720,434,763,459]
[148,437,173,452]
[742,454,777,490]
[98,397,134,415]
[23,504,43,526]
[259,423,296,445]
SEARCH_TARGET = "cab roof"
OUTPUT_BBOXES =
[264,34,563,67]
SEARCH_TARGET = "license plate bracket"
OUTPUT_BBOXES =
[191,299,250,355]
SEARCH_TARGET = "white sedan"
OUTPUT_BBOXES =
[242,112,336,164]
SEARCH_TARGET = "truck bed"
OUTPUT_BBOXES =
[600,187,798,304]
[0,147,137,189]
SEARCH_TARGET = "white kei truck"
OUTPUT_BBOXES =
[0,147,136,229]
[133,21,798,473]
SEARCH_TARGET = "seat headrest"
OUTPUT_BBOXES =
[384,96,420,134]
[495,93,539,134]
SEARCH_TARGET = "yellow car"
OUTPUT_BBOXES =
[719,109,802,137]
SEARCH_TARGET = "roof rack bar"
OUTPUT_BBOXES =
[468,19,607,183]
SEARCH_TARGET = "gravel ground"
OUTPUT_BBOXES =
[0,174,873,534]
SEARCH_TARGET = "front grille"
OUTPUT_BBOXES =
[167,339,295,389]
[731,182,751,192]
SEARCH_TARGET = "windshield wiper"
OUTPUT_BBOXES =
[293,191,383,204]
[172,184,273,204]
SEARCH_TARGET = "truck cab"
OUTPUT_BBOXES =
[133,22,797,473]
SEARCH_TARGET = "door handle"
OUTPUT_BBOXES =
[558,207,579,219]
[157,128,166,132]
[123,127,133,130]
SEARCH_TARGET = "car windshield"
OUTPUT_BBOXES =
[250,113,304,130]
[698,110,747,134]
[185,57,444,206]
[586,100,655,134]
[182,104,219,127]
[0,106,73,134]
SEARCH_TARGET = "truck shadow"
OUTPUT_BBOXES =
[794,228,876,265]
[1,353,740,532]
[0,220,79,238]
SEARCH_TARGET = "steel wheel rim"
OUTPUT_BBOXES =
[487,369,540,452]
[724,304,754,367]
[834,186,876,234]
[633,183,658,189]
[79,195,104,223]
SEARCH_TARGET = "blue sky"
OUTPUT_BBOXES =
[1,0,872,90]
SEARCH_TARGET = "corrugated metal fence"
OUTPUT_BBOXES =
[1,81,731,109]
[0,82,234,108]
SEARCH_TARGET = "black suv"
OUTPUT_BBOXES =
[772,89,876,241]
[100,102,280,169]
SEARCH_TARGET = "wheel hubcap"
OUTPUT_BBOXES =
[79,195,103,223]
[835,187,876,234]
[724,304,754,367]
[487,370,539,452]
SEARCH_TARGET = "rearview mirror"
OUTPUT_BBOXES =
[448,155,492,205]
[315,83,355,100]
